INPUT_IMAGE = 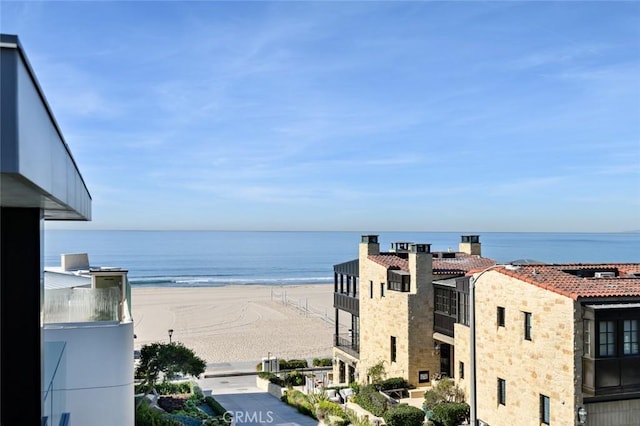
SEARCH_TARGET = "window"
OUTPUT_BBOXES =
[497,306,505,327]
[599,320,616,357]
[540,394,550,424]
[623,319,639,355]
[390,336,397,362]
[380,282,385,298]
[458,292,469,326]
[584,320,592,356]
[459,361,464,379]
[369,281,373,299]
[435,288,457,315]
[524,312,532,341]
[497,378,506,405]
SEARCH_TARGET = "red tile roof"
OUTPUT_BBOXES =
[492,264,640,300]
[368,254,408,270]
[368,252,496,275]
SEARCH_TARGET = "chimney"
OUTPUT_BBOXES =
[408,243,433,292]
[389,242,412,253]
[359,235,380,259]
[459,235,481,256]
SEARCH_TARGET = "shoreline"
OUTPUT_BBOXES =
[131,283,343,364]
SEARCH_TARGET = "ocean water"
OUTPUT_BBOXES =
[44,231,639,287]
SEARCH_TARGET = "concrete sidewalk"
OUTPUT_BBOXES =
[197,373,318,426]
[204,361,261,377]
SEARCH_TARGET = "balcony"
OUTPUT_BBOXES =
[42,341,68,426]
[44,286,132,324]
[334,292,359,316]
[334,333,359,358]
[583,355,640,397]
[434,312,456,337]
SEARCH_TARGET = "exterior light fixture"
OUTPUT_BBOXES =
[577,406,587,425]
[168,328,174,344]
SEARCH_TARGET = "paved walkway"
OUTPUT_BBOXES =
[197,373,319,426]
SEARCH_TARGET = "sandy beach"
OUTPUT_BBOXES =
[131,284,344,364]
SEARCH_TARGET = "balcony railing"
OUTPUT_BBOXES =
[583,355,640,396]
[334,333,359,358]
[434,312,456,337]
[334,293,359,315]
[44,286,132,324]
[42,341,67,426]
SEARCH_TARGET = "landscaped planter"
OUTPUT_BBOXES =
[256,376,286,399]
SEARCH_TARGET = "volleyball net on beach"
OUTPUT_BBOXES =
[269,288,335,326]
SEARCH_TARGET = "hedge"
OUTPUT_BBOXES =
[376,377,409,392]
[204,396,227,416]
[382,405,425,426]
[279,359,309,370]
[312,357,333,367]
[431,402,470,426]
[352,385,389,417]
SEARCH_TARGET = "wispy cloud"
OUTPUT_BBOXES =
[508,43,611,70]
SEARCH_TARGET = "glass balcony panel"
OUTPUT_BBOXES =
[44,287,122,323]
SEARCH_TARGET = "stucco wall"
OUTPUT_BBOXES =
[44,321,134,426]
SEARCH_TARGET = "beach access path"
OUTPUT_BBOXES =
[197,371,317,426]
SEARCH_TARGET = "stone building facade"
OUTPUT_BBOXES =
[458,264,640,426]
[332,234,495,388]
[333,235,640,426]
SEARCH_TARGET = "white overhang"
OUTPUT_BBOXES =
[0,34,91,220]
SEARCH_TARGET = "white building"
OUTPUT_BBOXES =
[43,253,134,426]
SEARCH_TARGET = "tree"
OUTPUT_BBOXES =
[367,360,386,385]
[423,379,468,426]
[135,342,206,407]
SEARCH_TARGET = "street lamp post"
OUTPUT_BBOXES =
[469,264,503,426]
[168,328,174,344]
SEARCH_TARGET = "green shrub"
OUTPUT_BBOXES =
[190,383,204,399]
[280,359,308,370]
[352,385,389,417]
[204,395,227,416]
[258,371,276,380]
[257,371,285,386]
[423,378,465,411]
[135,398,181,426]
[256,362,263,371]
[316,400,347,420]
[382,405,426,426]
[282,389,317,419]
[344,408,373,426]
[431,402,469,426]
[377,377,409,391]
[312,357,333,367]
[283,371,306,387]
[154,381,192,395]
[325,414,348,426]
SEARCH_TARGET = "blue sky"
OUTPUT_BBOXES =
[2,1,639,232]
